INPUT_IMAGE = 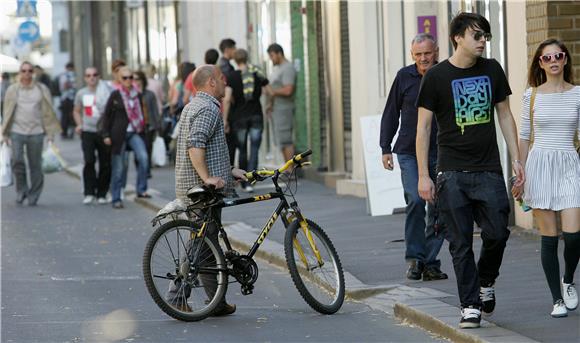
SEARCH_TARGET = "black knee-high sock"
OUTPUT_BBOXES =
[562,232,580,284]
[541,236,562,303]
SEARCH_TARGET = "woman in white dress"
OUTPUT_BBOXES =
[513,39,580,318]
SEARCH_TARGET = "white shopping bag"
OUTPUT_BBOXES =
[42,142,66,173]
[1,142,12,187]
[152,136,167,167]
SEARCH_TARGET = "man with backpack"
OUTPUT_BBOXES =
[227,48,269,192]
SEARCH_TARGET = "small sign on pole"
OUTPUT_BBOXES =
[18,21,40,42]
[16,0,37,17]
[418,16,437,41]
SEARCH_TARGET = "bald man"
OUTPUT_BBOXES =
[171,65,247,316]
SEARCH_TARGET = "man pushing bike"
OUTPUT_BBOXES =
[171,64,247,316]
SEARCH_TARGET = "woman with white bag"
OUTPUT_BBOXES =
[1,61,61,206]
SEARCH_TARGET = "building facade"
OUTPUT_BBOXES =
[63,0,580,230]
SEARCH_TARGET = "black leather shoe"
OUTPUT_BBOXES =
[212,303,236,316]
[422,266,448,281]
[406,260,424,280]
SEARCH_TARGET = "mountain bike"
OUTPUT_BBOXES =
[142,150,345,321]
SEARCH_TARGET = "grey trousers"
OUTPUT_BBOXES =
[11,133,45,205]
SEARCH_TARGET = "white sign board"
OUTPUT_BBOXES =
[360,115,406,216]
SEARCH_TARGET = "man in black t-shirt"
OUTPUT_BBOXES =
[229,49,269,193]
[416,13,525,329]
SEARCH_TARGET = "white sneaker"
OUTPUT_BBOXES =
[243,184,254,193]
[82,195,95,205]
[551,299,568,318]
[97,197,109,205]
[562,279,578,310]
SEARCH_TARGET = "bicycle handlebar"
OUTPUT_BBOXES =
[244,149,312,183]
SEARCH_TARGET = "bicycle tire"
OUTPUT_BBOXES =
[143,219,228,321]
[284,219,345,314]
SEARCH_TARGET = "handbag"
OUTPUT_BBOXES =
[151,136,167,167]
[1,142,12,187]
[42,142,66,173]
[529,87,580,154]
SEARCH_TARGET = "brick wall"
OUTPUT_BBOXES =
[526,1,580,82]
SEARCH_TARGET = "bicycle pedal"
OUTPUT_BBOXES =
[241,284,254,295]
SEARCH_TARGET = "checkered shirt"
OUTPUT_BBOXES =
[175,92,235,203]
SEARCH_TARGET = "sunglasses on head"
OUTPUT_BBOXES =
[121,75,133,80]
[472,30,492,42]
[20,69,33,73]
[85,73,99,77]
[540,52,565,63]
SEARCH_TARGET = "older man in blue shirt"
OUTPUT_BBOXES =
[380,33,447,281]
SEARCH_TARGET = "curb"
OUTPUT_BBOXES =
[62,163,537,343]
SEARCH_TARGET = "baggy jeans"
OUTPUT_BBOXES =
[436,171,510,308]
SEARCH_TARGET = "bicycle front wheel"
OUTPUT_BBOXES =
[284,219,345,314]
[143,219,228,321]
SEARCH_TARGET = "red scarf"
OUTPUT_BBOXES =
[119,86,144,133]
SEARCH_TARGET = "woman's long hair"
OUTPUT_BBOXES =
[528,38,574,87]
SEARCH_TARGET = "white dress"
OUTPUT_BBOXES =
[520,86,580,211]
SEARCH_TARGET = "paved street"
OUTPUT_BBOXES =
[2,136,580,343]
[1,155,443,342]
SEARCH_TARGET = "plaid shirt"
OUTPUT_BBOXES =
[175,92,235,202]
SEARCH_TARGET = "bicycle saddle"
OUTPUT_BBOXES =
[186,185,223,208]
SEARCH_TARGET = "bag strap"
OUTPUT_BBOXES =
[529,87,537,148]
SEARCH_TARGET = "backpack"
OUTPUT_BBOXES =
[49,75,61,97]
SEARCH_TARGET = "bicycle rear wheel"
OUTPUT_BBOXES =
[284,219,345,314]
[143,219,228,321]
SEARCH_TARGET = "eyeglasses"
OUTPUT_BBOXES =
[85,73,99,78]
[20,69,33,73]
[540,52,566,63]
[121,75,133,80]
[472,30,492,42]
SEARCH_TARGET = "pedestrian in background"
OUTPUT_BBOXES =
[266,43,296,162]
[182,49,219,104]
[72,66,111,205]
[34,65,51,89]
[1,61,61,206]
[101,66,150,209]
[143,64,164,115]
[416,13,524,328]
[513,38,579,318]
[134,70,162,177]
[229,48,269,193]
[1,72,11,115]
[59,62,77,139]
[380,33,447,282]
[218,38,237,166]
[171,64,246,315]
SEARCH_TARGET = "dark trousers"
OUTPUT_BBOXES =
[144,130,156,175]
[226,131,236,167]
[167,208,227,306]
[11,132,44,204]
[436,171,510,308]
[398,153,444,268]
[233,117,263,172]
[60,98,74,138]
[81,131,111,197]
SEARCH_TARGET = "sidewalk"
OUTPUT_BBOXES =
[56,136,578,343]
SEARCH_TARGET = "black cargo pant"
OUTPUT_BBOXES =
[436,171,510,308]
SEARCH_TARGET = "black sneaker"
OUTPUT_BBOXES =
[406,260,424,280]
[459,306,481,329]
[422,266,448,281]
[480,281,496,316]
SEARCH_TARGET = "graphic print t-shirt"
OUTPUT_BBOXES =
[416,58,511,173]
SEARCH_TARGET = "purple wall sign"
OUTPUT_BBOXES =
[417,16,437,41]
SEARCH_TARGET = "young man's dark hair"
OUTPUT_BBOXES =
[266,43,284,56]
[65,62,74,70]
[204,49,219,65]
[181,62,196,83]
[448,12,491,49]
[218,38,236,53]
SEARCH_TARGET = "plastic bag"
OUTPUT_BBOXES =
[42,142,66,173]
[152,136,167,167]
[1,142,12,187]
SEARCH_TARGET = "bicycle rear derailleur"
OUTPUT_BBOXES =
[226,251,258,295]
